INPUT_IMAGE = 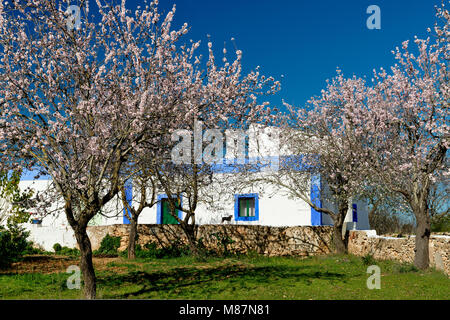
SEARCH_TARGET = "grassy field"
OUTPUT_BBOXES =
[0,254,448,300]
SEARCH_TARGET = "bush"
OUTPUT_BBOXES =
[395,264,419,273]
[94,234,121,256]
[53,243,62,253]
[59,246,79,256]
[0,223,30,269]
[22,243,46,255]
[144,240,190,258]
[361,254,377,266]
[120,240,191,259]
[52,242,79,256]
[431,214,450,232]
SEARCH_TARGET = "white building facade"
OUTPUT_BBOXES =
[13,126,370,250]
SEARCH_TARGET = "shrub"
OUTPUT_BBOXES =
[52,242,79,256]
[431,214,450,232]
[139,242,159,258]
[60,247,79,256]
[0,223,30,269]
[59,246,79,256]
[361,254,377,266]
[94,234,121,256]
[22,243,46,255]
[120,240,191,259]
[53,243,62,253]
[395,264,419,273]
[161,240,190,258]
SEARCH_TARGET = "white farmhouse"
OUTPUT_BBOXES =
[15,126,370,250]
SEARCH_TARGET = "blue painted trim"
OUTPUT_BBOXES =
[352,203,358,223]
[123,183,133,225]
[210,155,318,174]
[310,174,322,226]
[234,193,259,222]
[157,194,182,224]
[18,155,320,182]
[18,156,319,181]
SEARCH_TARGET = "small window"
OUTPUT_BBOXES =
[239,197,256,217]
[234,194,259,221]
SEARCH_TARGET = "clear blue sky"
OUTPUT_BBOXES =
[124,0,442,108]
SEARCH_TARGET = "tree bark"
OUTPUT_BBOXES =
[412,204,431,270]
[182,223,200,257]
[127,217,138,259]
[333,200,349,254]
[75,228,96,299]
[333,222,347,254]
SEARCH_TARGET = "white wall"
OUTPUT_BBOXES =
[19,179,67,227]
[15,161,370,252]
[125,171,313,227]
[17,173,369,230]
[23,224,77,251]
[18,178,125,227]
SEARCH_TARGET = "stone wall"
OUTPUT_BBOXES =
[85,225,450,275]
[86,224,334,257]
[348,230,450,275]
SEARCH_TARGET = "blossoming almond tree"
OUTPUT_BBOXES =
[0,0,280,296]
[146,38,280,257]
[119,158,158,260]
[269,4,449,261]
[266,72,373,254]
[362,4,449,269]
[0,0,201,298]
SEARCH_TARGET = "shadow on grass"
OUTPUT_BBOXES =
[97,263,346,298]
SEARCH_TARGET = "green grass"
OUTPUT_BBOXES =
[0,254,448,299]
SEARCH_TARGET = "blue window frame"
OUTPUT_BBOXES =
[157,194,183,224]
[352,203,358,223]
[234,193,259,222]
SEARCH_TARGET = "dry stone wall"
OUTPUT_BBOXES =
[348,230,450,275]
[87,224,334,257]
[85,225,450,275]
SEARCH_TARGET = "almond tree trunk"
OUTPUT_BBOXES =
[412,201,431,270]
[333,200,349,254]
[128,217,138,259]
[74,227,96,299]
[182,223,200,257]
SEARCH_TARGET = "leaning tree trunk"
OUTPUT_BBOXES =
[412,201,431,270]
[127,216,138,259]
[74,227,97,299]
[332,200,349,254]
